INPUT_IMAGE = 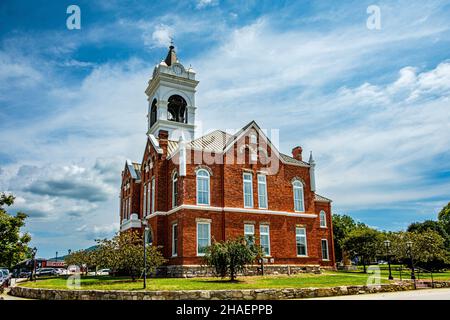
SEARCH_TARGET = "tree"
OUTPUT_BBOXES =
[65,249,97,275]
[407,220,450,248]
[342,227,382,273]
[332,214,367,263]
[0,193,32,269]
[387,230,449,271]
[438,202,450,236]
[95,230,166,281]
[204,236,260,281]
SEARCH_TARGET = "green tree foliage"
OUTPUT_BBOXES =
[438,202,450,235]
[332,214,366,262]
[95,230,166,281]
[204,236,260,281]
[65,249,97,275]
[342,227,382,272]
[0,193,32,269]
[387,230,449,271]
[407,220,450,248]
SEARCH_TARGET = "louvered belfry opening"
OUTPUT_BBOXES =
[167,94,187,123]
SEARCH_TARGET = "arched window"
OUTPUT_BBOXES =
[196,169,210,205]
[292,180,305,212]
[145,227,153,245]
[150,99,157,127]
[167,95,187,123]
[172,172,178,208]
[320,210,327,228]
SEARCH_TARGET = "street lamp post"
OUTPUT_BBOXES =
[142,220,149,289]
[30,247,37,281]
[384,240,393,280]
[406,241,415,280]
[56,251,58,263]
[68,249,71,256]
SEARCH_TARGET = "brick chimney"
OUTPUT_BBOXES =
[158,130,169,157]
[292,146,303,161]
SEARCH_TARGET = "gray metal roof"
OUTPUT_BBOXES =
[315,194,332,203]
[127,162,141,180]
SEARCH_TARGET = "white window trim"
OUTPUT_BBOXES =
[244,224,255,243]
[151,177,155,214]
[196,221,211,256]
[243,172,254,208]
[172,223,178,257]
[196,169,210,206]
[260,224,271,257]
[143,185,147,216]
[296,227,308,257]
[146,183,150,215]
[321,238,330,261]
[293,181,305,213]
[257,174,268,209]
[172,172,178,209]
[320,210,327,228]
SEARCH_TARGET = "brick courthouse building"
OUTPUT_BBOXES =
[119,45,335,276]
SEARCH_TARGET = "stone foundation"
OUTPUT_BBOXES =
[153,264,322,278]
[12,281,446,300]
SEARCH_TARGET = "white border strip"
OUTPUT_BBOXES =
[144,204,317,219]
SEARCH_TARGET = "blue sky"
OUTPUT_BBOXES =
[1,0,450,258]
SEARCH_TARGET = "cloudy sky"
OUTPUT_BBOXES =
[1,0,449,258]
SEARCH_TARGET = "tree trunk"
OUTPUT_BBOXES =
[362,257,367,273]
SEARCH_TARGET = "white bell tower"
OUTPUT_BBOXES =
[145,44,198,141]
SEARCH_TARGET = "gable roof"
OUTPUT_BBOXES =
[314,194,332,203]
[124,161,141,181]
[163,121,310,167]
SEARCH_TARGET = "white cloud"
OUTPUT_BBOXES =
[196,0,218,9]
[148,24,174,48]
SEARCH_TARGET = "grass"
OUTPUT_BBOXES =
[20,271,394,291]
[343,265,450,281]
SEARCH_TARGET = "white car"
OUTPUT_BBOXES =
[96,269,110,276]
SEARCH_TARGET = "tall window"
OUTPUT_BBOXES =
[257,174,268,209]
[320,210,327,228]
[143,185,147,216]
[151,177,155,213]
[244,224,255,245]
[296,227,308,256]
[260,225,270,256]
[196,169,210,205]
[172,172,178,208]
[293,180,305,212]
[172,224,178,256]
[197,222,211,256]
[147,183,150,215]
[243,172,253,208]
[321,239,329,260]
[127,198,131,219]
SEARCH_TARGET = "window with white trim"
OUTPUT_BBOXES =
[293,180,305,212]
[321,239,329,260]
[196,169,210,205]
[172,224,178,256]
[151,177,155,213]
[172,172,178,208]
[146,183,150,215]
[244,224,255,245]
[143,185,147,216]
[260,225,270,256]
[127,198,131,219]
[243,172,253,208]
[257,174,268,209]
[296,227,308,256]
[197,222,211,256]
[145,227,153,245]
[320,210,327,228]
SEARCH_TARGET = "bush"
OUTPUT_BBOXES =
[204,236,260,281]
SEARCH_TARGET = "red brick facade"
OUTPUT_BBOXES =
[119,125,336,270]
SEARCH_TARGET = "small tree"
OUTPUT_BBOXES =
[438,202,450,236]
[0,193,32,269]
[204,236,260,281]
[96,230,166,281]
[65,249,97,275]
[342,227,382,273]
[332,214,367,263]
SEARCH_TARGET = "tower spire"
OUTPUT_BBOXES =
[164,42,177,66]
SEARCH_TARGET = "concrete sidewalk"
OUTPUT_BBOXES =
[309,288,450,300]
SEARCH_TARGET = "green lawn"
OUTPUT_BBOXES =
[20,271,393,291]
[343,265,450,281]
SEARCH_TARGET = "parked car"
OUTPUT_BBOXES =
[0,269,12,287]
[96,269,110,276]
[36,268,58,277]
[55,268,68,275]
[18,271,32,278]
